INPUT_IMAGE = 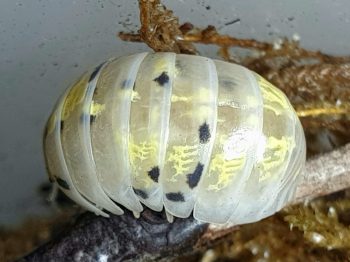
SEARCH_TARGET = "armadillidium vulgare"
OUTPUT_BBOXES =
[43,52,306,225]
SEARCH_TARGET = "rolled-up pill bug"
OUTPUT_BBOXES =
[43,52,306,225]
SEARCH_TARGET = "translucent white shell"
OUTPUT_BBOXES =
[43,52,306,225]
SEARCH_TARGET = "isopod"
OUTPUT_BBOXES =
[43,52,306,225]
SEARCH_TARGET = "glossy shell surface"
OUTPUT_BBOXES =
[44,52,306,224]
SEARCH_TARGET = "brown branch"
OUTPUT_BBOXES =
[182,25,272,50]
[118,32,142,42]
[293,143,350,204]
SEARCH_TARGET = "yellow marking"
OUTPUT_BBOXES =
[258,136,295,181]
[167,145,198,181]
[128,136,158,169]
[171,94,192,103]
[154,58,170,73]
[46,113,56,135]
[114,131,156,189]
[129,135,158,189]
[129,137,158,188]
[207,153,246,191]
[257,74,291,116]
[131,90,141,102]
[217,118,225,123]
[117,134,159,189]
[61,74,88,120]
[90,101,105,116]
[171,87,210,104]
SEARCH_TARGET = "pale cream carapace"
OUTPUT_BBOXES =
[43,52,306,225]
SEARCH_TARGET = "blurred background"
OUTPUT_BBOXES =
[1,0,349,226]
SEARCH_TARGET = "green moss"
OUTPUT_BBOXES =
[284,194,350,250]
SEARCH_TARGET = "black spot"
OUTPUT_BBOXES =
[205,5,211,10]
[153,71,169,86]
[187,162,204,188]
[148,166,160,183]
[55,177,70,190]
[134,188,148,199]
[166,192,185,202]
[89,62,104,82]
[199,122,211,144]
[90,114,96,124]
[60,120,64,132]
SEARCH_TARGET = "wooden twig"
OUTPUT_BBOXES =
[18,209,211,262]
[293,143,350,204]
[182,25,271,50]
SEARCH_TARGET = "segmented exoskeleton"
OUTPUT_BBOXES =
[44,52,306,225]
